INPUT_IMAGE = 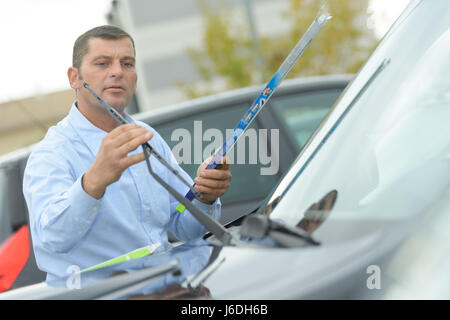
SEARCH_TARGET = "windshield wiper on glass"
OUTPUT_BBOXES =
[43,260,180,300]
[240,215,320,247]
[187,256,226,296]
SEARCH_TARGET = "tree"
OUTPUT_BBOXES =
[178,0,378,98]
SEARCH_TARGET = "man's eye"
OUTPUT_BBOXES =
[123,62,134,67]
[96,62,107,66]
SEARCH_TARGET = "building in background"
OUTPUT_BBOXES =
[107,0,288,112]
[107,0,385,112]
[0,90,74,155]
[0,88,138,156]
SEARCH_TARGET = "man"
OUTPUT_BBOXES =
[23,25,232,283]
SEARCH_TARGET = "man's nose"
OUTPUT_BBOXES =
[109,60,123,78]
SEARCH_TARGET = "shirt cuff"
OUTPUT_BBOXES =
[192,197,221,220]
[66,174,103,224]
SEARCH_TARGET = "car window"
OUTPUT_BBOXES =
[260,0,450,243]
[154,103,280,204]
[271,89,343,148]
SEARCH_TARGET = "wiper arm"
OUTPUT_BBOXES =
[240,215,320,248]
[143,148,233,246]
[82,82,204,202]
[43,260,180,300]
[83,83,234,246]
[187,256,226,296]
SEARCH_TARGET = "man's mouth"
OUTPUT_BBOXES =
[105,85,125,92]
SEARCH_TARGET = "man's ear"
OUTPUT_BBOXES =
[68,67,82,90]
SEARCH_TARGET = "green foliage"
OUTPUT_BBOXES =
[179,0,378,98]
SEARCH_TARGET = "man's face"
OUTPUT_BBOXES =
[73,37,137,111]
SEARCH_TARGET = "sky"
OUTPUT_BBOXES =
[0,0,409,104]
[0,0,111,103]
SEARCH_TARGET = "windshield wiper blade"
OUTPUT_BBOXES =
[43,260,180,300]
[179,11,332,210]
[240,215,320,247]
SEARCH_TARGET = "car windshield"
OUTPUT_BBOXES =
[256,0,450,243]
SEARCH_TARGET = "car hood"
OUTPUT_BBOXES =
[0,213,422,300]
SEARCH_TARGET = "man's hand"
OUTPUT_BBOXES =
[194,155,232,205]
[82,124,153,199]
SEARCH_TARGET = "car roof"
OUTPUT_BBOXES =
[0,74,352,166]
[133,74,353,126]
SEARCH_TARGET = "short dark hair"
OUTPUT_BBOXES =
[72,25,136,70]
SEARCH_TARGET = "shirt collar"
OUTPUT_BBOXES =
[67,101,135,157]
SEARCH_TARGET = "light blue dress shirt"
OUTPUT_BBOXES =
[23,102,221,283]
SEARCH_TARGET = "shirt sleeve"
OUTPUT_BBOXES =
[23,147,102,254]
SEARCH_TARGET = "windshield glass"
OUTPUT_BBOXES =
[258,0,450,242]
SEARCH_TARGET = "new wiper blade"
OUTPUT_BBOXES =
[178,11,332,211]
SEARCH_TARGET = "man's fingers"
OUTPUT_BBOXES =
[114,127,152,148]
[195,184,227,197]
[199,168,232,181]
[195,156,231,203]
[108,123,140,140]
[194,176,230,189]
[215,163,230,170]
[119,131,152,155]
[121,152,146,168]
[200,155,227,168]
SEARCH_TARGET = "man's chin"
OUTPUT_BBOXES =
[103,98,129,112]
